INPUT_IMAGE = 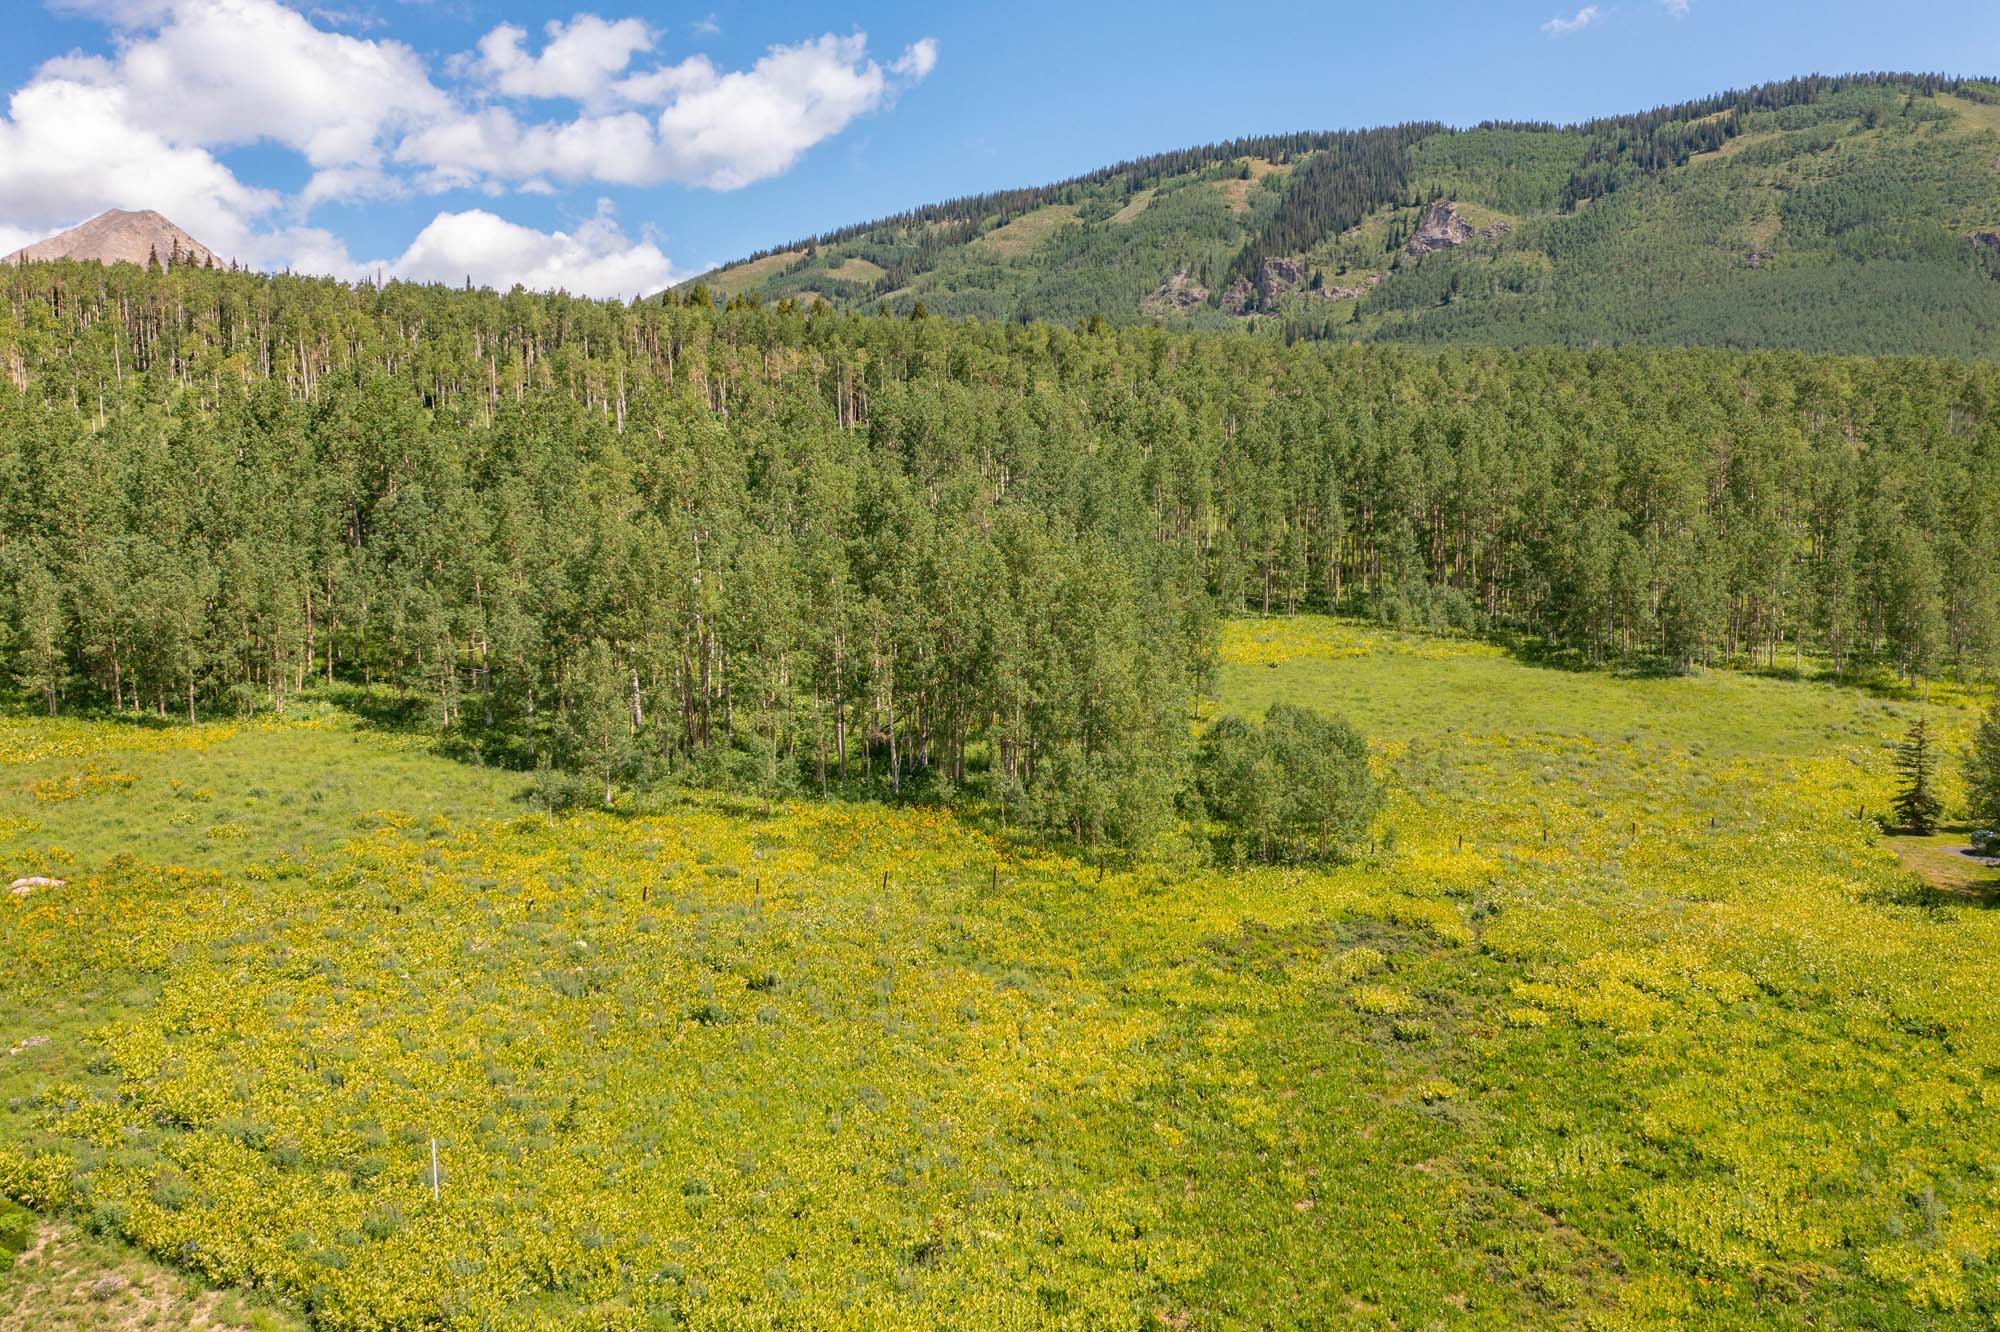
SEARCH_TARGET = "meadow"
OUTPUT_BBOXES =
[0,618,1994,1331]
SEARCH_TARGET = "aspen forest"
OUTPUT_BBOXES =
[0,264,1995,842]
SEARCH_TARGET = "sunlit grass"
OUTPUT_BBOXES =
[0,620,1994,1330]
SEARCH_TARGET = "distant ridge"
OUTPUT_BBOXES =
[6,209,223,271]
[680,72,2000,357]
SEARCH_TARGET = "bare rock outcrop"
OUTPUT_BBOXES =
[1256,257,1307,306]
[1141,270,1211,315]
[9,876,64,898]
[1218,258,1315,316]
[5,210,223,271]
[1404,200,1511,257]
[1319,272,1384,301]
[1219,276,1260,316]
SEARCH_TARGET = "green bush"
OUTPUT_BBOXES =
[1194,703,1383,863]
[0,1198,34,1268]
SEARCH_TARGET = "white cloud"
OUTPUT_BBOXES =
[1662,0,1690,15]
[1543,5,1602,36]
[108,0,448,171]
[691,14,719,37]
[385,201,682,295]
[3,2,936,292]
[0,73,279,249]
[401,31,937,192]
[465,14,655,103]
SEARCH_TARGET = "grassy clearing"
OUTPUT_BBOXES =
[692,251,805,298]
[0,618,1996,1330]
[1107,189,1156,225]
[1939,93,2000,141]
[1209,159,1291,215]
[969,205,1080,259]
[824,256,887,284]
[0,703,521,875]
[1887,831,2000,901]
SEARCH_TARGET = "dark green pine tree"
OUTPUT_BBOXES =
[1893,718,1944,835]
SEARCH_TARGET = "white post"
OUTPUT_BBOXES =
[431,1139,440,1203]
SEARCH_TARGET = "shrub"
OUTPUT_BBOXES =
[0,1198,33,1268]
[1195,703,1383,863]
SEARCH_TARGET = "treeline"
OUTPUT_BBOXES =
[1,265,1996,840]
[715,127,1404,275]
[1553,72,1972,208]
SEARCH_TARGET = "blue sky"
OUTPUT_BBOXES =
[3,0,1997,296]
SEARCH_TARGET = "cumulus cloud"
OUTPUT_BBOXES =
[387,200,681,294]
[26,0,447,209]
[1543,5,1602,36]
[398,31,937,192]
[0,73,279,249]
[464,14,655,102]
[2,1,937,293]
[893,38,939,81]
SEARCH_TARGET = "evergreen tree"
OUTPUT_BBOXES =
[1893,717,1945,835]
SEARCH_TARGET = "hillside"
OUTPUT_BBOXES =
[686,74,2000,356]
[4,210,222,272]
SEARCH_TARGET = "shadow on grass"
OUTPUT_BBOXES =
[315,684,437,737]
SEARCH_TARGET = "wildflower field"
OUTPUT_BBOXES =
[1,619,1995,1331]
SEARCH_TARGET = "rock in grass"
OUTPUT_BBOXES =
[8,876,64,898]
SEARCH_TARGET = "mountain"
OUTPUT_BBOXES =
[5,209,222,272]
[686,74,2000,357]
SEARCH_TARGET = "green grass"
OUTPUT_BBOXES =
[1218,618,1954,763]
[0,702,523,876]
[1,620,1996,1330]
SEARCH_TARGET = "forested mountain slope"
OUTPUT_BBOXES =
[0,266,1995,841]
[687,74,2000,356]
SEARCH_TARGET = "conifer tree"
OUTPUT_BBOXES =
[1893,718,1944,835]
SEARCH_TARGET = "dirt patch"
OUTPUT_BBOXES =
[0,1221,303,1331]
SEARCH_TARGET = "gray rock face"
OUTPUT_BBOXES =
[1219,276,1260,316]
[1404,200,1511,257]
[1141,270,1211,315]
[1257,258,1306,307]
